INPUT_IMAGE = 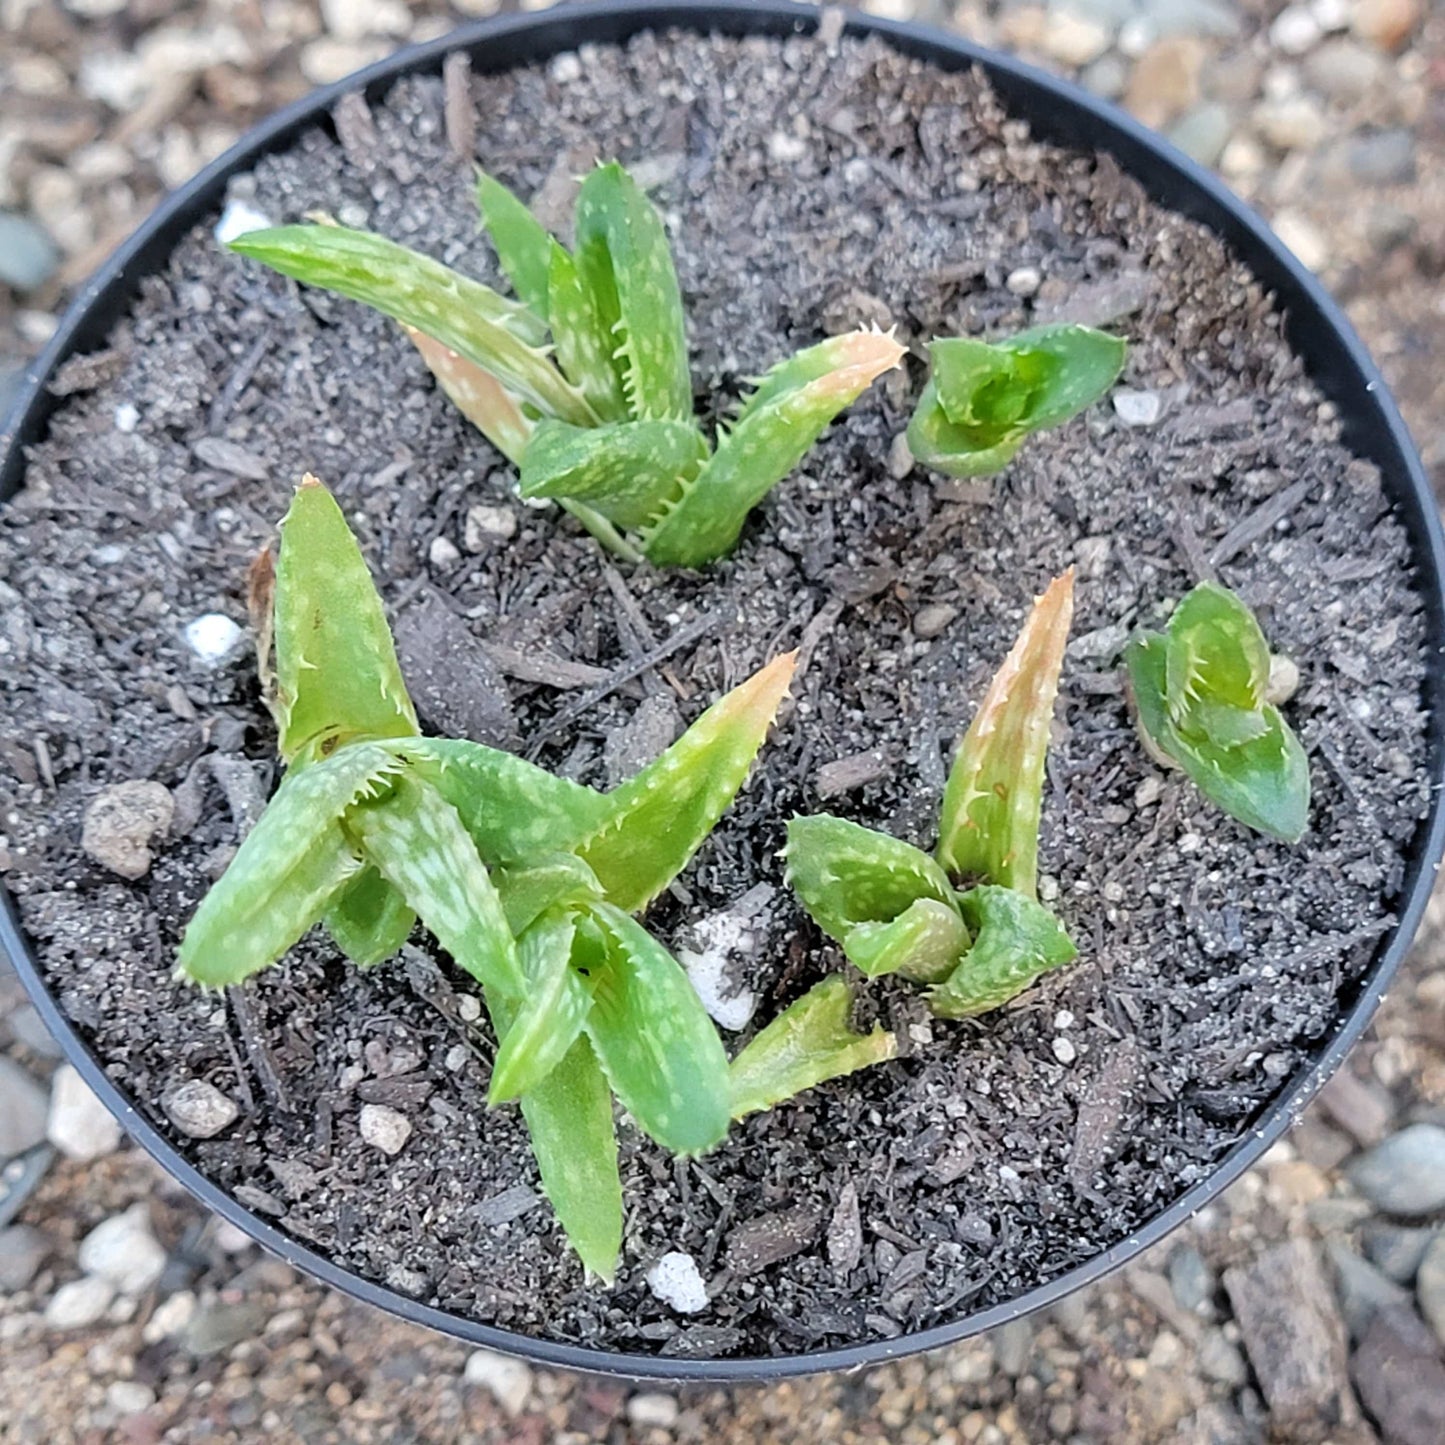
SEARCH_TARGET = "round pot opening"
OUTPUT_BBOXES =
[3,0,1443,1382]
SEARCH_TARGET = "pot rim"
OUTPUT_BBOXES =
[3,0,1443,1383]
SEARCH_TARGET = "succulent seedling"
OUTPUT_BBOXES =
[1125,581,1310,841]
[229,163,903,566]
[179,476,891,1277]
[784,571,1079,1018]
[907,325,1126,478]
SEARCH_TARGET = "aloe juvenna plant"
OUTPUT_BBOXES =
[907,325,1126,478]
[228,163,904,566]
[785,571,1079,1018]
[179,475,891,1277]
[1125,580,1310,841]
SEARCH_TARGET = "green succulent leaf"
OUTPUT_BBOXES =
[844,897,971,985]
[515,1034,622,1283]
[573,162,692,421]
[547,244,630,422]
[176,743,401,986]
[574,652,796,912]
[348,774,525,1000]
[272,476,419,768]
[1163,581,1272,746]
[928,885,1077,1019]
[324,866,416,966]
[519,417,709,530]
[730,976,897,1120]
[906,379,1025,478]
[1126,630,1310,841]
[578,903,731,1156]
[475,167,556,320]
[494,853,605,937]
[784,812,960,949]
[909,325,1126,477]
[937,569,1075,899]
[641,330,905,566]
[388,737,611,865]
[228,224,594,424]
[489,910,595,1104]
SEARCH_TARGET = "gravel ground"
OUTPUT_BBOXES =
[2,0,1444,1440]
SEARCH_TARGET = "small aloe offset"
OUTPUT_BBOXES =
[907,325,1126,478]
[1125,581,1310,841]
[229,163,903,566]
[178,476,888,1278]
[785,571,1079,1019]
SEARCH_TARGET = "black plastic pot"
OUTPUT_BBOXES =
[2,0,1442,1382]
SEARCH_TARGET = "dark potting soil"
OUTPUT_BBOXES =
[0,29,1432,1358]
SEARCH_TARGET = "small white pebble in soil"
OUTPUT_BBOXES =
[1134,774,1165,809]
[767,130,809,164]
[1005,265,1041,297]
[1038,875,1060,903]
[358,1103,412,1156]
[464,504,518,550]
[1102,880,1125,904]
[627,1393,681,1429]
[1112,389,1163,427]
[47,1063,121,1161]
[113,402,140,433]
[645,1251,710,1314]
[444,1044,468,1071]
[184,613,245,665]
[163,1078,239,1139]
[908,1021,934,1046]
[1053,1036,1078,1066]
[998,1165,1021,1185]
[214,198,274,246]
[456,994,482,1023]
[1266,654,1301,705]
[428,535,460,569]
[1053,1009,1075,1031]
[1178,832,1203,854]
[887,431,914,480]
[463,1348,534,1416]
[548,51,582,84]
[212,1219,254,1254]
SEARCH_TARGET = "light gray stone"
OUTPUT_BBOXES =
[1417,1232,1445,1349]
[1168,102,1233,167]
[0,1224,52,1292]
[44,1274,116,1330]
[627,1392,680,1429]
[46,1065,121,1162]
[78,1204,167,1296]
[1361,1222,1435,1283]
[463,1348,534,1416]
[1347,1124,1445,1215]
[162,1079,239,1139]
[80,780,174,880]
[0,212,59,292]
[1325,1238,1412,1341]
[0,1056,49,1158]
[359,1103,412,1156]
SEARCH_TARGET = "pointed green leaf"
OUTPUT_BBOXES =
[1126,630,1310,841]
[928,885,1077,1019]
[475,167,556,320]
[228,224,594,424]
[177,743,400,986]
[348,774,525,1000]
[906,379,1025,479]
[573,162,692,421]
[1002,324,1128,430]
[937,569,1075,898]
[518,417,708,530]
[548,244,629,421]
[494,853,605,937]
[642,330,905,566]
[515,1034,621,1283]
[730,976,897,1120]
[404,328,532,465]
[845,897,971,984]
[928,336,1024,429]
[574,652,796,912]
[784,812,960,946]
[387,737,612,865]
[1163,581,1271,743]
[324,866,416,966]
[273,476,419,768]
[489,911,595,1103]
[578,903,731,1155]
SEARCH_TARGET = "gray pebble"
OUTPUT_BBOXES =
[628,1392,680,1428]
[1361,1222,1436,1284]
[0,1056,49,1158]
[1325,1238,1411,1341]
[46,1065,121,1162]
[80,780,174,881]
[1417,1233,1445,1349]
[1112,389,1163,427]
[1168,1244,1216,1313]
[44,1274,115,1330]
[1167,102,1233,167]
[992,1317,1033,1377]
[1197,1329,1249,1385]
[1080,52,1129,100]
[163,1079,240,1139]
[1346,1124,1445,1215]
[0,212,60,293]
[182,1300,267,1357]
[77,1203,168,1296]
[359,1103,412,1155]
[0,1223,52,1292]
[1347,129,1417,186]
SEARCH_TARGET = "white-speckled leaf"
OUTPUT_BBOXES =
[324,865,416,966]
[578,903,730,1156]
[730,976,896,1120]
[177,743,399,986]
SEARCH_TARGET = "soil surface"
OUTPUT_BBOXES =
[0,29,1432,1360]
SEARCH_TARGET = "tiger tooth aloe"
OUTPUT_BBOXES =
[784,571,1079,1018]
[177,476,875,1278]
[1125,581,1310,841]
[229,163,901,566]
[907,325,1126,478]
